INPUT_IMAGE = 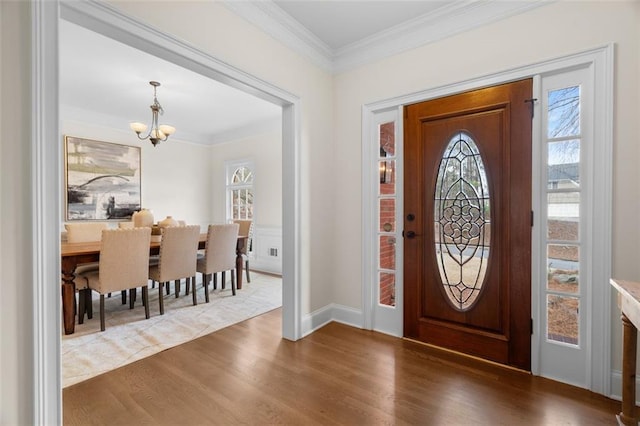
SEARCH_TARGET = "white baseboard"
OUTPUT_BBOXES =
[610,370,640,403]
[301,303,363,337]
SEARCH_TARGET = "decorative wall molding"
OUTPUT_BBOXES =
[224,0,551,74]
[251,226,283,275]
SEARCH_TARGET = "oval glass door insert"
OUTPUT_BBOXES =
[434,131,490,311]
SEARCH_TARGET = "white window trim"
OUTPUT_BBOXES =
[362,44,613,396]
[536,67,592,389]
[364,108,404,336]
[225,159,255,222]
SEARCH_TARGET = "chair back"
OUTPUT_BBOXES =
[233,220,253,254]
[201,224,239,274]
[118,221,134,229]
[95,228,151,294]
[65,222,109,243]
[156,225,200,282]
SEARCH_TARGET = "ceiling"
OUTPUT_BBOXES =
[59,20,282,146]
[60,1,546,145]
[273,1,450,50]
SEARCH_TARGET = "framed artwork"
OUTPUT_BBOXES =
[65,136,141,221]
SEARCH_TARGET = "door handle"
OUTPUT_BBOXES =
[405,230,418,239]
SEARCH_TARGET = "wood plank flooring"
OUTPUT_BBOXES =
[63,309,620,425]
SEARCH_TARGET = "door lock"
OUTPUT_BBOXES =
[405,230,417,239]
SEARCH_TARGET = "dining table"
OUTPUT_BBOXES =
[610,278,640,426]
[60,233,247,335]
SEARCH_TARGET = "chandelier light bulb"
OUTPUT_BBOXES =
[129,122,148,134]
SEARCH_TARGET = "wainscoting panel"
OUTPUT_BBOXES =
[251,226,282,275]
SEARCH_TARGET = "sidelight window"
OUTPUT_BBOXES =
[544,85,582,346]
[378,121,396,307]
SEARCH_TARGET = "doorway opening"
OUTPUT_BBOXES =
[33,1,301,421]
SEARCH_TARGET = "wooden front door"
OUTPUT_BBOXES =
[403,79,532,370]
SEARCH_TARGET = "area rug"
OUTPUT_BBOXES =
[62,272,282,387]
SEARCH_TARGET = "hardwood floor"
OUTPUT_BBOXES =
[64,309,620,425]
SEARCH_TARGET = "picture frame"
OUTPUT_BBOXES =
[64,136,141,221]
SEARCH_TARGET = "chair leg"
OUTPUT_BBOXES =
[175,279,180,298]
[231,270,236,296]
[159,282,165,315]
[143,286,150,319]
[213,272,217,290]
[246,259,251,283]
[99,294,106,332]
[185,277,190,295]
[78,289,85,325]
[86,289,93,319]
[166,281,170,296]
[191,276,197,306]
[203,273,210,303]
[222,271,226,289]
[121,290,127,305]
[129,288,135,309]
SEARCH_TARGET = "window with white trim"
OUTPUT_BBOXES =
[226,161,254,221]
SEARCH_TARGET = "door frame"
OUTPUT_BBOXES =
[32,1,302,423]
[362,44,613,394]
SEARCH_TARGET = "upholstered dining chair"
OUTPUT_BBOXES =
[197,223,240,301]
[64,222,109,323]
[118,221,134,229]
[148,225,200,314]
[65,222,109,243]
[77,227,152,331]
[233,219,253,283]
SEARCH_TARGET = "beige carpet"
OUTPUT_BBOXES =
[62,272,282,388]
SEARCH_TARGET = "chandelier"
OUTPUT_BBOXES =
[129,81,176,147]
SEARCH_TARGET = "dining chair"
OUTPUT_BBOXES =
[197,223,240,301]
[65,222,109,243]
[64,222,110,323]
[77,227,152,331]
[148,225,200,314]
[118,221,134,229]
[233,219,253,283]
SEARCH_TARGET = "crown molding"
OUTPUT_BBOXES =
[224,0,552,75]
[333,0,551,73]
[222,0,333,72]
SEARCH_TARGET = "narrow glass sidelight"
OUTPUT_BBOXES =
[434,132,490,311]
[378,121,396,307]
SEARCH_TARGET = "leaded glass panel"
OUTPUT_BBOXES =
[434,132,490,311]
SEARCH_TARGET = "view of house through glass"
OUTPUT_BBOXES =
[378,122,396,307]
[545,85,581,345]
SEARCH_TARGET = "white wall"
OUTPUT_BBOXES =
[331,0,639,369]
[209,124,282,228]
[60,119,213,231]
[0,2,33,423]
[107,0,335,316]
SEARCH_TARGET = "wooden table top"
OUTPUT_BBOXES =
[611,279,640,303]
[61,233,245,257]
